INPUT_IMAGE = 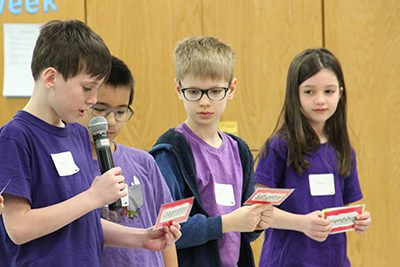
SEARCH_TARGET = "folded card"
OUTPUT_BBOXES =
[245,188,294,205]
[154,197,194,229]
[322,204,365,234]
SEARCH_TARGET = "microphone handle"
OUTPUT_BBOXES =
[96,146,122,211]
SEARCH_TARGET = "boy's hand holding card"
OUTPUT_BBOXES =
[155,197,194,229]
[245,188,294,205]
[322,204,365,234]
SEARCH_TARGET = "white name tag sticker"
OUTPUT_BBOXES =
[214,182,235,206]
[309,173,335,196]
[154,197,194,229]
[50,151,80,177]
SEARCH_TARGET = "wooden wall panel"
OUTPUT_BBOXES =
[325,0,400,266]
[1,1,396,265]
[86,0,202,149]
[202,0,323,152]
[0,0,86,125]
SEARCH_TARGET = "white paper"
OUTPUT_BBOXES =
[309,173,335,196]
[3,23,41,97]
[121,185,129,207]
[50,151,80,177]
[214,182,235,206]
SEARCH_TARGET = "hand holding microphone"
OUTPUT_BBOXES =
[88,116,125,211]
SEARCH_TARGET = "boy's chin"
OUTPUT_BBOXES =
[62,115,80,124]
[107,134,116,141]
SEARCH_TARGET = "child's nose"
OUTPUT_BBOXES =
[315,93,326,105]
[198,93,211,105]
[87,92,97,106]
[106,112,117,125]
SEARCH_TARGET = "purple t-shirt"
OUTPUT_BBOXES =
[176,123,243,267]
[0,110,103,267]
[254,135,363,267]
[91,144,173,267]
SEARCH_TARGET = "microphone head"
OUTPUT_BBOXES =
[88,116,108,135]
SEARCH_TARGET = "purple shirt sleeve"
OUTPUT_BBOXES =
[0,132,32,202]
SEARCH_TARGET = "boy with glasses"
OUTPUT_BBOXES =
[150,36,273,267]
[80,56,178,267]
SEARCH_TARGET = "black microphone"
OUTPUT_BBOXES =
[88,116,122,211]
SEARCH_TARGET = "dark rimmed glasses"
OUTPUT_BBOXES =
[91,103,134,122]
[179,80,231,101]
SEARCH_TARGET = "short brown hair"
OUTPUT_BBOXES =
[31,20,111,81]
[174,36,234,82]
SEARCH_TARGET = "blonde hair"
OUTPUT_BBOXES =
[174,36,234,82]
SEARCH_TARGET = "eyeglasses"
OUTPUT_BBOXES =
[179,80,231,101]
[91,104,134,122]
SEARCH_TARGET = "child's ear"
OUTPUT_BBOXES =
[175,78,183,99]
[339,86,344,97]
[42,67,58,89]
[227,78,238,100]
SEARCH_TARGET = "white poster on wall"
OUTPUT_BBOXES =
[3,23,41,97]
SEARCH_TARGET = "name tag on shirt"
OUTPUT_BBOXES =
[214,182,236,206]
[309,173,335,196]
[50,151,80,177]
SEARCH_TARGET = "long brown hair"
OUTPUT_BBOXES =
[259,48,352,177]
